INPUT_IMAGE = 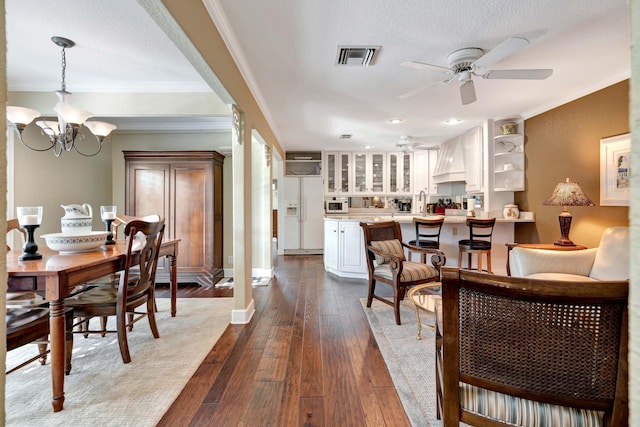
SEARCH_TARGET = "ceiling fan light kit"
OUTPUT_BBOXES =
[400,37,553,105]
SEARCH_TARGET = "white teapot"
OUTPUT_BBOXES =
[60,203,93,236]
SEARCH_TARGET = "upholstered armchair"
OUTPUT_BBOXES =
[360,221,446,325]
[437,267,628,427]
[508,226,629,281]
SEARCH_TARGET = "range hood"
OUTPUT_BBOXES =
[432,137,465,184]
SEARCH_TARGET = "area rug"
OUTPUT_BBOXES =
[5,297,233,427]
[361,298,443,427]
[216,276,271,287]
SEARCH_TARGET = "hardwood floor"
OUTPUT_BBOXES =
[155,255,411,426]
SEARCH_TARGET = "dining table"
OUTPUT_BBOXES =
[6,238,180,412]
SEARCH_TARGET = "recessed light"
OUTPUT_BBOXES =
[389,118,404,124]
[445,118,462,125]
[364,145,373,149]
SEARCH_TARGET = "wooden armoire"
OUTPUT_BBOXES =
[124,150,224,285]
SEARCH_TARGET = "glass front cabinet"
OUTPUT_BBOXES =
[387,152,413,195]
[323,152,351,196]
[352,152,386,194]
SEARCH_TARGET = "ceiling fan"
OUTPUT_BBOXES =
[396,135,438,151]
[399,37,553,105]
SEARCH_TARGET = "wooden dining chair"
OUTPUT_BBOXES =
[5,219,74,374]
[111,214,161,241]
[6,218,26,251]
[79,213,162,335]
[66,219,165,363]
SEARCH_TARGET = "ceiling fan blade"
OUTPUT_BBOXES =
[401,61,452,74]
[460,80,476,105]
[398,78,453,99]
[472,37,530,69]
[481,69,553,80]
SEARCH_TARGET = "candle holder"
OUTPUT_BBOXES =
[17,206,43,260]
[101,205,117,245]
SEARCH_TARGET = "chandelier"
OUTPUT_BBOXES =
[6,36,116,157]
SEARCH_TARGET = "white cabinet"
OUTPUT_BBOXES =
[493,118,525,191]
[387,152,413,195]
[323,152,351,196]
[413,150,438,196]
[463,126,483,194]
[339,221,367,273]
[323,219,367,279]
[352,152,386,194]
[285,151,322,176]
[324,219,339,270]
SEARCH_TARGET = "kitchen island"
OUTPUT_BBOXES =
[324,213,534,279]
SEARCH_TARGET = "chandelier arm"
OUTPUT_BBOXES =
[72,143,103,157]
[12,129,57,152]
[71,134,104,157]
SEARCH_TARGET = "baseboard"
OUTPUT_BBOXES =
[252,267,274,278]
[231,298,255,324]
[222,268,274,278]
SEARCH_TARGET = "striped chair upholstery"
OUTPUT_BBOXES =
[370,239,405,264]
[459,383,604,427]
[374,261,439,282]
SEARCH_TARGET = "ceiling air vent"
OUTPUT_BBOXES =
[335,46,381,66]
[339,134,352,139]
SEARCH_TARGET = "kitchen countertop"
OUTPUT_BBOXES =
[324,213,535,223]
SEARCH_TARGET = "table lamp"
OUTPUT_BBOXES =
[543,178,595,246]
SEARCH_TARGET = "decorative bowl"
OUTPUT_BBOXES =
[41,231,108,253]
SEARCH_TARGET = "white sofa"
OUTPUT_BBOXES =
[508,226,629,281]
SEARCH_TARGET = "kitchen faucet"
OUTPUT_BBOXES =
[418,190,427,214]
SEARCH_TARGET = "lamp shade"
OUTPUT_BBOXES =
[84,121,117,137]
[54,101,93,125]
[543,178,595,207]
[7,106,41,126]
[36,120,61,137]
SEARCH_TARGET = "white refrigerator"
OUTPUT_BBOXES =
[283,176,324,254]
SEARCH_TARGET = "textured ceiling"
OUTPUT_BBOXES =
[209,0,630,151]
[6,0,630,150]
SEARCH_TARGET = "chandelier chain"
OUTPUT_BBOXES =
[60,45,67,92]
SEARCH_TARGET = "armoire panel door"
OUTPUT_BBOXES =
[171,162,213,276]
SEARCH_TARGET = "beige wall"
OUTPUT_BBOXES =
[515,80,630,248]
[11,126,113,237]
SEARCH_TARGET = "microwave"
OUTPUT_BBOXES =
[325,199,348,214]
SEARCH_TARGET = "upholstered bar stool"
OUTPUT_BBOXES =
[458,218,496,273]
[408,217,445,263]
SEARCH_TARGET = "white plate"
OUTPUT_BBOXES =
[41,231,108,253]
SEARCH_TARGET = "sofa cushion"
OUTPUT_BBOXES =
[589,226,629,280]
[371,239,405,264]
[509,247,597,278]
[526,272,600,282]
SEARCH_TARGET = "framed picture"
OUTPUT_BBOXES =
[600,133,630,206]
